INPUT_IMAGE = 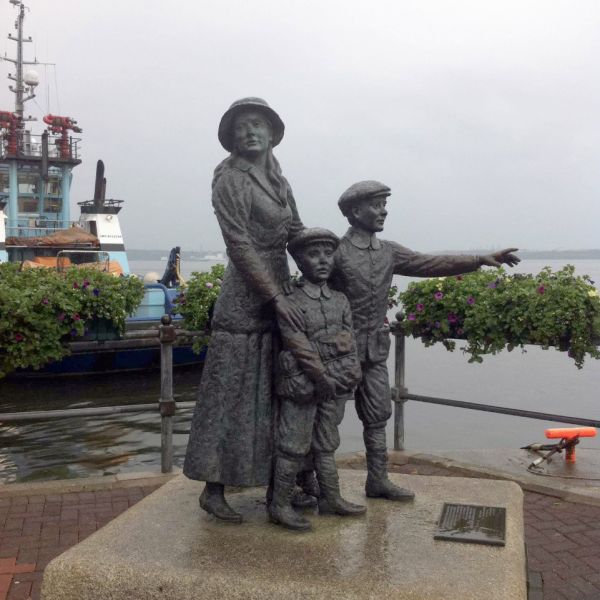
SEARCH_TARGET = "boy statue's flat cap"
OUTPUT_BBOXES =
[288,227,340,256]
[337,180,392,212]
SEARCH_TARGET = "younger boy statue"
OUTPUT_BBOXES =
[269,227,366,532]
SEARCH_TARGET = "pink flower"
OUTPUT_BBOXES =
[407,313,416,321]
[82,279,90,288]
[537,285,545,294]
[73,282,79,289]
[205,282,214,289]
[41,298,49,305]
[416,303,424,312]
[73,313,81,321]
[434,291,444,301]
[58,313,66,322]
[14,333,24,342]
[447,313,458,324]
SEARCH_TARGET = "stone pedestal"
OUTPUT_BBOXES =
[42,471,526,599]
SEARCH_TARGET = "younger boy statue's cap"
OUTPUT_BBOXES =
[288,227,340,257]
[337,180,391,214]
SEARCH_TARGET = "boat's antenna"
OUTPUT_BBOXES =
[2,0,39,122]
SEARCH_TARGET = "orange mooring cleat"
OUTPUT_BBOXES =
[545,427,597,462]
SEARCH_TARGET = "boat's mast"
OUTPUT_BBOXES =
[4,0,37,122]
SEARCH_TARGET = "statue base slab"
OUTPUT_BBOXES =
[41,471,526,600]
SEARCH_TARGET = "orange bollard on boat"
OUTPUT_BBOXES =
[545,427,597,462]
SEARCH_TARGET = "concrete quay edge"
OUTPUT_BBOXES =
[374,449,600,508]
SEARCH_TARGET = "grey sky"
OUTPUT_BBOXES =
[2,0,599,251]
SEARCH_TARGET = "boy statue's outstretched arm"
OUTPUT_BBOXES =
[390,242,520,278]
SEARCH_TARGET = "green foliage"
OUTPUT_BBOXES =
[0,263,144,377]
[397,265,600,368]
[172,264,225,353]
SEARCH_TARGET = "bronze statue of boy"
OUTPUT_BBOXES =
[319,180,520,502]
[270,227,366,531]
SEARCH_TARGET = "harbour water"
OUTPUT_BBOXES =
[0,258,598,483]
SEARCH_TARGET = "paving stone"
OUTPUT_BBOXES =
[0,462,598,598]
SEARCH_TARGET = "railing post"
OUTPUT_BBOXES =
[391,316,407,451]
[159,314,176,473]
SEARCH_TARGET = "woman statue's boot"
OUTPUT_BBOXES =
[291,470,320,509]
[268,456,312,531]
[199,482,243,524]
[363,426,414,501]
[314,452,366,516]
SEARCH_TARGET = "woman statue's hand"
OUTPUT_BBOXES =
[273,294,305,332]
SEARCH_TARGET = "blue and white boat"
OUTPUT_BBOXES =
[0,0,203,376]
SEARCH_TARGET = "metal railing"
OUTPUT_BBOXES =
[390,321,600,451]
[1,317,597,475]
[6,220,88,238]
[1,134,81,160]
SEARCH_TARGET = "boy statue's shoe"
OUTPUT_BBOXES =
[365,477,415,501]
[318,495,366,516]
[269,456,312,531]
[291,489,318,509]
[199,488,243,523]
[268,504,312,531]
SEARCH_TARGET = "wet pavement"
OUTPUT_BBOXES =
[1,452,600,599]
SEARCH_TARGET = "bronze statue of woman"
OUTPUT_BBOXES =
[183,98,304,523]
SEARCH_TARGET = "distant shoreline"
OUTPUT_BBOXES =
[127,248,600,261]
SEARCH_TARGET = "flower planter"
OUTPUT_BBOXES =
[397,265,600,369]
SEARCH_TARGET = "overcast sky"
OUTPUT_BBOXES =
[1,0,599,251]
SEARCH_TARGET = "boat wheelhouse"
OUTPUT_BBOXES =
[0,0,129,274]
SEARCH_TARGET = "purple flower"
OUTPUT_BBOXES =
[487,282,497,289]
[434,321,441,329]
[41,298,49,305]
[82,279,90,289]
[467,296,475,305]
[70,328,78,337]
[447,313,458,324]
[93,288,100,297]
[205,282,214,289]
[416,303,424,312]
[407,313,416,321]
[537,285,545,294]
[434,291,444,301]
[73,282,79,289]
[14,333,24,342]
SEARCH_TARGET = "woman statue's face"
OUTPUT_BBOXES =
[233,111,273,158]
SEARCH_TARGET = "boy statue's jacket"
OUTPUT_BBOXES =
[276,279,362,404]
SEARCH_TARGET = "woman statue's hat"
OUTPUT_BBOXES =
[218,97,285,152]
